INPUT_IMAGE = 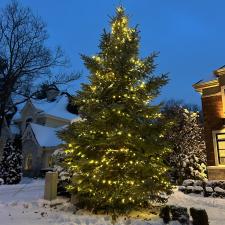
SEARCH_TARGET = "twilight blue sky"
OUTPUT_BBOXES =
[1,0,225,106]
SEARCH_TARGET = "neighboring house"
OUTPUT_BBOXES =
[193,66,225,180]
[10,86,79,177]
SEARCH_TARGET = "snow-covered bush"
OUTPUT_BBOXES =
[52,148,72,196]
[160,205,189,224]
[182,180,204,192]
[0,178,4,185]
[0,137,22,184]
[183,179,194,186]
[162,102,207,184]
[192,186,204,194]
[170,205,189,225]
[190,207,209,225]
[180,179,225,198]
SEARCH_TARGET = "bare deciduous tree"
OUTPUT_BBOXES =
[0,0,78,136]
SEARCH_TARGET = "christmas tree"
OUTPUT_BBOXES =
[0,137,22,184]
[60,6,172,214]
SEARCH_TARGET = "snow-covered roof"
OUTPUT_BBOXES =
[32,95,76,120]
[13,102,26,120]
[13,94,79,122]
[30,123,62,147]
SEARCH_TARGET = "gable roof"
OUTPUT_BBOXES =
[193,78,219,94]
[29,123,62,147]
[13,94,79,122]
[31,95,76,120]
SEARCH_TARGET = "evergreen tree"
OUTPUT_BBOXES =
[0,136,22,184]
[162,102,206,184]
[60,7,172,215]
[52,149,72,196]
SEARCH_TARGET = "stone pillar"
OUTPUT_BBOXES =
[44,171,58,200]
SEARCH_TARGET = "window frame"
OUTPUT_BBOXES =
[212,129,225,166]
[24,153,32,170]
[216,133,225,165]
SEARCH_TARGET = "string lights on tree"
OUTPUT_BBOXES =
[60,6,172,216]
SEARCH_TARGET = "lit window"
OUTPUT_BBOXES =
[216,133,225,165]
[24,154,32,170]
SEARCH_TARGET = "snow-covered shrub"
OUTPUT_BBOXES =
[162,102,207,184]
[206,180,224,189]
[0,178,4,185]
[0,137,22,184]
[170,205,189,225]
[192,186,203,194]
[178,186,186,192]
[213,187,225,197]
[204,186,213,197]
[160,205,189,224]
[180,180,225,197]
[186,186,194,194]
[183,179,195,186]
[159,205,171,223]
[190,207,209,225]
[205,187,213,193]
[52,148,72,196]
[194,180,203,186]
[214,186,225,193]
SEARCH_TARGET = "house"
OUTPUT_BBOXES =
[10,86,79,177]
[193,66,225,180]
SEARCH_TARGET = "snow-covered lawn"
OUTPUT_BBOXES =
[0,178,165,225]
[0,178,224,225]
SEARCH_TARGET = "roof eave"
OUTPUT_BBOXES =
[41,113,72,123]
[193,79,219,94]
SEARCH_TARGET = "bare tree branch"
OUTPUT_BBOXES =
[0,0,79,136]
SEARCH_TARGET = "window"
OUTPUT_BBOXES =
[216,133,225,165]
[24,154,32,170]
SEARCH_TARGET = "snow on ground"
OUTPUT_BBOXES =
[1,179,225,225]
[168,188,225,225]
[0,178,167,225]
[0,177,44,203]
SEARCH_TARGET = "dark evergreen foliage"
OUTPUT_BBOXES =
[0,136,22,184]
[159,205,171,224]
[162,102,206,184]
[59,6,172,215]
[190,207,209,225]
